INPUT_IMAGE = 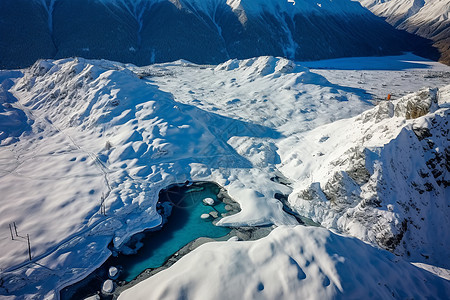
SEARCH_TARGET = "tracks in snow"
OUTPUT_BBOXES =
[3,91,114,273]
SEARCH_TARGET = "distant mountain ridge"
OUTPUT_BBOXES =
[0,0,438,68]
[356,0,450,64]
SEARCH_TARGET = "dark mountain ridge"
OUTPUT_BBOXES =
[0,0,438,69]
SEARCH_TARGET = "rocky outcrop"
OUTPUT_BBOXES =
[287,85,450,265]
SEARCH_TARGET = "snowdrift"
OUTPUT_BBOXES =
[119,226,450,300]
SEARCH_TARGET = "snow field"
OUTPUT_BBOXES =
[119,226,450,300]
[0,54,449,298]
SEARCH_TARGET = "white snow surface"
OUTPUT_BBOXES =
[300,53,450,101]
[119,226,450,300]
[0,54,449,298]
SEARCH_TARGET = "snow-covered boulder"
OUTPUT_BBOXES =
[102,279,114,294]
[109,266,119,279]
[202,197,215,205]
[200,213,211,220]
[209,211,219,219]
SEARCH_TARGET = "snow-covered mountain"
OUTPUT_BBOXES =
[279,85,450,264]
[1,54,449,299]
[356,0,450,64]
[0,0,436,68]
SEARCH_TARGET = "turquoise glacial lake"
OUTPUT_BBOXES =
[117,182,231,281]
[61,182,232,299]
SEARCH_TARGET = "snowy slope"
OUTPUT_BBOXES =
[147,54,450,266]
[279,85,450,266]
[1,57,317,298]
[0,72,30,146]
[137,56,371,137]
[119,226,450,300]
[1,55,450,299]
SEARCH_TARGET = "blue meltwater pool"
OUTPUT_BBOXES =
[60,181,233,299]
[116,182,232,281]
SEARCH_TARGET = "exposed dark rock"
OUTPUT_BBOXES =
[323,171,361,211]
[376,219,408,252]
[394,89,437,119]
[413,127,432,141]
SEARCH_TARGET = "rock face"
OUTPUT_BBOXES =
[282,85,450,266]
[0,0,435,68]
[356,0,450,64]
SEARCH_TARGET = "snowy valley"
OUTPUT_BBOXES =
[0,1,449,298]
[0,53,449,299]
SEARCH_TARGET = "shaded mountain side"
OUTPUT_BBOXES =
[356,0,450,65]
[0,0,440,69]
[0,0,56,69]
[401,20,450,65]
[434,37,450,65]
